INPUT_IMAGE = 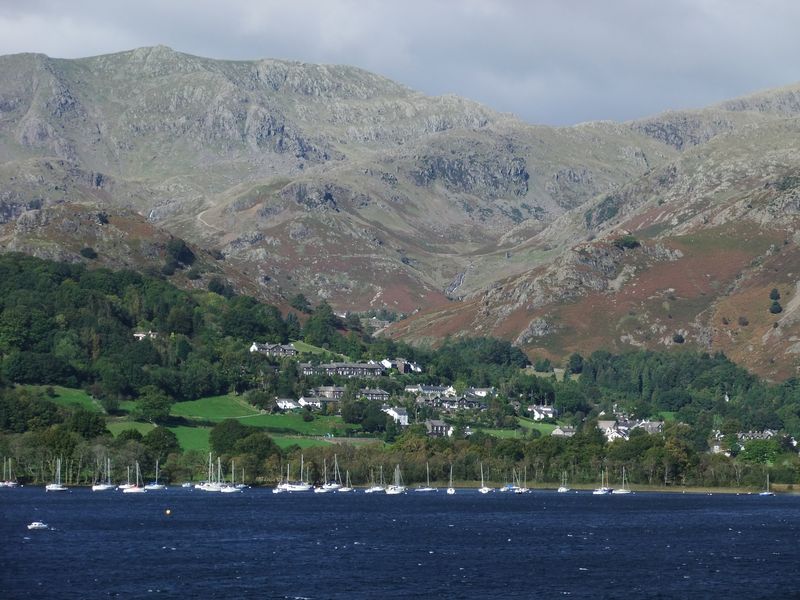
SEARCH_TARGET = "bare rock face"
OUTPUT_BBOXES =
[1,47,799,377]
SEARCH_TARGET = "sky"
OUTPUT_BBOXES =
[1,0,799,126]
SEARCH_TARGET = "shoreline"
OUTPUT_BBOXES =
[11,482,798,495]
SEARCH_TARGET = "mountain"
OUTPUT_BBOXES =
[389,91,800,380]
[0,46,797,378]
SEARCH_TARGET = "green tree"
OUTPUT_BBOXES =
[566,353,584,374]
[209,419,253,455]
[769,288,780,301]
[233,431,281,461]
[166,238,195,266]
[143,427,181,462]
[66,408,108,439]
[739,439,779,464]
[133,386,173,424]
[289,293,312,313]
[303,302,340,347]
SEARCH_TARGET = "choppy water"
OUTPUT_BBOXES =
[1,486,797,599]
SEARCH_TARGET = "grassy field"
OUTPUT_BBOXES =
[107,421,155,436]
[238,413,359,436]
[19,385,101,412]
[168,425,211,452]
[517,417,557,435]
[33,386,529,452]
[107,420,210,452]
[107,394,361,452]
[170,394,259,421]
[117,400,138,414]
[290,340,337,356]
[476,417,556,439]
[271,436,333,449]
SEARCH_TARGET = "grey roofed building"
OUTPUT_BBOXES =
[249,341,298,356]
[425,419,451,437]
[551,425,576,438]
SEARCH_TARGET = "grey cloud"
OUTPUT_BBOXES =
[0,0,799,125]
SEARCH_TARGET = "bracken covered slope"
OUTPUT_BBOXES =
[0,47,798,377]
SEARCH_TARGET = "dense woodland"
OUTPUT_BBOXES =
[0,253,798,489]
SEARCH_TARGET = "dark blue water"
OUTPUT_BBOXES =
[1,487,798,599]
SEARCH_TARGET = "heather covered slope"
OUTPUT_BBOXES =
[0,46,676,309]
[390,112,800,379]
[0,47,799,376]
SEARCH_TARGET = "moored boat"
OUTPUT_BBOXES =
[45,458,68,492]
[385,464,406,495]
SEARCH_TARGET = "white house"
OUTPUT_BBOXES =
[551,425,576,438]
[382,406,409,426]
[276,398,299,410]
[298,396,322,409]
[133,330,158,341]
[528,404,557,421]
[597,419,628,442]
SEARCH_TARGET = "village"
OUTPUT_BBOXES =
[246,339,787,453]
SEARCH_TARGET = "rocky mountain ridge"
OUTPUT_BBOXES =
[0,47,798,378]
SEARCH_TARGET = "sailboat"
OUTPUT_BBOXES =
[514,466,530,494]
[385,464,406,494]
[592,469,612,495]
[122,461,147,493]
[145,459,166,490]
[197,454,223,492]
[478,463,493,494]
[612,466,632,494]
[2,457,19,487]
[92,457,115,491]
[236,467,248,489]
[118,466,135,490]
[273,462,290,493]
[45,458,68,492]
[759,473,775,496]
[415,462,437,492]
[447,464,456,495]
[284,454,313,492]
[338,470,354,493]
[315,457,334,493]
[364,466,385,493]
[557,470,571,493]
[322,455,343,491]
[220,459,242,493]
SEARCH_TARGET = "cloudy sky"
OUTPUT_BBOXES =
[1,0,798,125]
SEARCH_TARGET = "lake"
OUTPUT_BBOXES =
[1,486,797,598]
